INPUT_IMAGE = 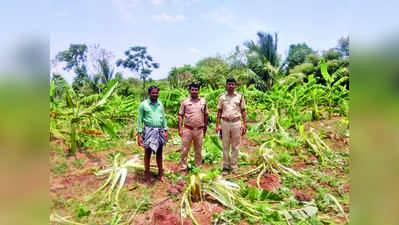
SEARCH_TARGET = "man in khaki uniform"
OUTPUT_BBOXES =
[178,83,208,174]
[216,78,247,174]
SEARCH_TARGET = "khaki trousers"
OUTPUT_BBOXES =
[181,128,203,169]
[222,120,241,169]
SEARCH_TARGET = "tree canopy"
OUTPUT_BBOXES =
[286,43,315,70]
[244,32,280,91]
[116,46,159,93]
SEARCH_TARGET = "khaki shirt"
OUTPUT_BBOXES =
[218,92,246,119]
[179,97,208,128]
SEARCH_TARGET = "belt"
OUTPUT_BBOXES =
[184,124,205,130]
[144,125,162,128]
[222,117,241,122]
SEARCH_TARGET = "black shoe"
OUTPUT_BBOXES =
[221,167,230,175]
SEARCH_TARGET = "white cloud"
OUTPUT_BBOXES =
[201,8,235,26]
[188,47,200,54]
[150,0,165,5]
[111,0,142,24]
[152,13,185,22]
[202,8,271,40]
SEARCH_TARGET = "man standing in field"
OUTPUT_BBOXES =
[178,83,208,175]
[137,85,169,186]
[216,78,247,175]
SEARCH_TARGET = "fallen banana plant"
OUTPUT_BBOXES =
[281,204,318,225]
[235,142,301,188]
[299,126,332,166]
[180,172,318,225]
[50,213,87,225]
[256,106,285,134]
[94,153,143,203]
[180,173,263,225]
[327,193,348,222]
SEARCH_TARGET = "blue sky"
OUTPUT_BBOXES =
[46,0,387,82]
[1,0,398,82]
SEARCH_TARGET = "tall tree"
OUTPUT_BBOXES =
[116,46,159,93]
[285,43,315,70]
[323,49,343,61]
[196,57,230,90]
[244,32,280,91]
[168,65,199,89]
[87,45,115,93]
[227,45,247,68]
[336,36,349,57]
[56,44,89,91]
[245,32,279,67]
[305,53,321,66]
[89,44,115,85]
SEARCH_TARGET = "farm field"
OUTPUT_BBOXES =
[50,117,349,225]
[50,32,349,224]
[50,59,349,224]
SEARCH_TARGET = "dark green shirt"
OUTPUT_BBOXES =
[136,99,168,133]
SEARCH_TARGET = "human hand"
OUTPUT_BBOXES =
[165,130,169,142]
[179,129,183,137]
[137,135,144,147]
[216,126,221,134]
[241,125,247,136]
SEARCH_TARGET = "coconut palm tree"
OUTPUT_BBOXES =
[245,32,281,91]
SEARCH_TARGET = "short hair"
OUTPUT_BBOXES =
[148,85,159,93]
[226,77,237,84]
[188,83,200,90]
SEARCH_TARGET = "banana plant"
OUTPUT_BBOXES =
[320,58,349,119]
[181,173,262,225]
[61,80,119,155]
[239,142,301,189]
[256,105,287,134]
[181,171,318,225]
[50,213,87,225]
[94,153,143,203]
[298,125,332,166]
[202,135,223,164]
[311,88,323,121]
[159,88,185,114]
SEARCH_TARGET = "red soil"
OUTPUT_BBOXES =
[249,173,281,191]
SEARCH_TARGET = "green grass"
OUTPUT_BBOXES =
[165,151,181,161]
[51,158,68,175]
[72,158,85,168]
